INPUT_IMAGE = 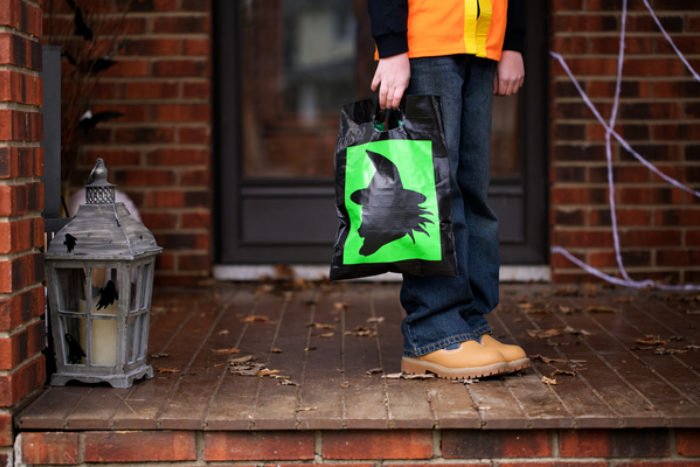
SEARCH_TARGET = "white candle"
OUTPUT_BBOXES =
[79,299,119,366]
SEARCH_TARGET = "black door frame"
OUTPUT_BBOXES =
[213,0,549,266]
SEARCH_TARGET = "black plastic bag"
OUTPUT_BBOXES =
[330,95,457,280]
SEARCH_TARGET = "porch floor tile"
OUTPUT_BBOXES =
[16,282,700,430]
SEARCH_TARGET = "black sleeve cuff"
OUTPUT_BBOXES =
[375,32,409,58]
[503,0,526,53]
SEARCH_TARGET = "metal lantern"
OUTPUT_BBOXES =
[45,159,162,388]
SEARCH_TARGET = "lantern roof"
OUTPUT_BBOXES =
[46,159,162,261]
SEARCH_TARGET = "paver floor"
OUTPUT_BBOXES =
[17,281,700,430]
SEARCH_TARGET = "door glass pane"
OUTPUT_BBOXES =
[490,95,520,177]
[241,0,369,179]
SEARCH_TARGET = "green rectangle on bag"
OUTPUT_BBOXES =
[343,139,442,265]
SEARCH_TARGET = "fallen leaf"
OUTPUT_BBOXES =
[339,381,349,388]
[211,347,240,355]
[613,297,634,303]
[383,372,436,380]
[271,347,284,353]
[306,321,335,330]
[367,316,385,324]
[587,305,619,313]
[333,301,350,311]
[319,332,335,338]
[217,329,230,336]
[564,326,592,336]
[305,346,317,352]
[541,376,558,385]
[554,286,579,296]
[257,369,280,377]
[242,315,269,323]
[345,325,377,337]
[527,328,563,339]
[151,352,169,359]
[366,367,382,375]
[296,406,317,412]
[530,354,567,364]
[551,369,576,377]
[155,366,180,374]
[635,335,667,346]
[228,354,255,364]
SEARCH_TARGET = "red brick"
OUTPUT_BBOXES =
[323,430,432,460]
[442,430,551,459]
[84,431,196,462]
[0,354,45,407]
[0,217,44,254]
[551,230,614,248]
[140,212,178,230]
[204,431,314,461]
[614,463,700,467]
[560,429,670,458]
[551,186,607,205]
[552,15,618,33]
[0,286,45,332]
[0,252,44,294]
[181,168,211,186]
[0,320,45,370]
[182,38,211,55]
[101,59,149,78]
[112,168,176,186]
[21,432,79,465]
[179,126,211,144]
[152,16,210,34]
[500,463,606,467]
[618,229,681,247]
[0,412,11,446]
[181,212,211,228]
[559,430,609,457]
[147,148,210,166]
[676,429,700,457]
[0,147,43,179]
[154,103,211,122]
[117,81,179,100]
[178,254,210,271]
[153,59,211,77]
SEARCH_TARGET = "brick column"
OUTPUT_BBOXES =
[0,0,46,464]
[550,2,700,283]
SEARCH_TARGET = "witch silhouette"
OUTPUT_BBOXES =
[350,150,434,256]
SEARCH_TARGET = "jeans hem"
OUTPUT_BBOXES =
[402,323,492,357]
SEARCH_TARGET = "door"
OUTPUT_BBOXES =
[214,0,548,266]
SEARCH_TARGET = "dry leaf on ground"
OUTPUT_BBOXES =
[211,347,240,355]
[242,315,270,323]
[541,376,558,385]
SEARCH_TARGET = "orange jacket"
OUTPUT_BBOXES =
[368,0,525,62]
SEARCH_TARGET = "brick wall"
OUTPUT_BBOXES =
[0,0,46,464]
[51,0,213,286]
[15,428,700,466]
[550,1,700,283]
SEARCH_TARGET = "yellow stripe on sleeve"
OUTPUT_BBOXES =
[475,0,492,57]
[463,0,478,55]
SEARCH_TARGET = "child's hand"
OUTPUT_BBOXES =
[371,53,410,110]
[494,50,525,96]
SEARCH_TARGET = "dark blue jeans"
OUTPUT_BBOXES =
[401,55,499,357]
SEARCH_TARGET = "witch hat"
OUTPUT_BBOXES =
[350,150,433,256]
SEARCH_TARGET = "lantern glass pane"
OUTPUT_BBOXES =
[130,265,141,313]
[140,262,153,309]
[127,315,139,363]
[61,316,86,365]
[55,268,86,313]
[90,268,119,317]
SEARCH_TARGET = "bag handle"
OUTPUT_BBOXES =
[373,103,404,132]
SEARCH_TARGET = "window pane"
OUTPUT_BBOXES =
[490,95,520,177]
[240,0,368,179]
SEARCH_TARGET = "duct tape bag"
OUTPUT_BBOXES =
[330,95,457,280]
